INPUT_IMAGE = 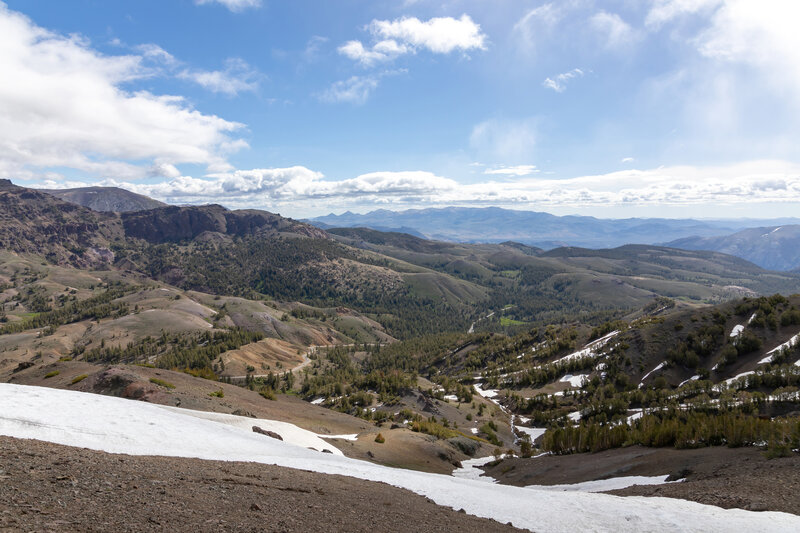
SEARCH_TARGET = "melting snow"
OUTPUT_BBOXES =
[638,361,667,388]
[552,331,619,366]
[760,333,800,364]
[525,475,681,493]
[473,385,499,399]
[730,325,745,338]
[559,374,588,387]
[2,384,799,533]
[516,426,547,441]
[452,455,500,483]
[678,375,700,387]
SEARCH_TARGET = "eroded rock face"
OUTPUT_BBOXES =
[121,205,328,243]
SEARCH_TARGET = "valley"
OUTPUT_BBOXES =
[1,180,800,531]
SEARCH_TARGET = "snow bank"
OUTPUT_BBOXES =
[730,325,744,338]
[552,331,619,365]
[760,333,800,364]
[158,406,345,455]
[473,384,499,399]
[559,374,588,387]
[515,426,547,441]
[452,455,499,483]
[526,475,680,493]
[638,361,667,388]
[2,384,799,533]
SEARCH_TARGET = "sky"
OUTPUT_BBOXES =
[1,0,800,219]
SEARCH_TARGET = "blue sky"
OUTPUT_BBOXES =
[1,0,799,218]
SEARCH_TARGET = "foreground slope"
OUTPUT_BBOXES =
[1,384,798,533]
[0,436,519,533]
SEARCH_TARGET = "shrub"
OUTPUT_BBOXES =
[259,387,276,400]
[209,388,224,398]
[70,374,88,385]
[44,370,60,379]
[374,433,385,443]
[149,377,175,389]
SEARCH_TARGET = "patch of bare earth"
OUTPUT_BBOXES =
[0,436,521,533]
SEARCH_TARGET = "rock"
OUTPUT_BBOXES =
[667,467,692,481]
[249,503,261,511]
[252,426,283,440]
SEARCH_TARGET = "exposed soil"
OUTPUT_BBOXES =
[481,445,800,515]
[0,436,521,533]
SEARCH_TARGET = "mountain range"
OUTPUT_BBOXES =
[309,207,800,270]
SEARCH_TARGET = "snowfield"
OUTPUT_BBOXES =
[2,384,799,532]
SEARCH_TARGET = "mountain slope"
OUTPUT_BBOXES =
[667,225,800,271]
[40,186,166,212]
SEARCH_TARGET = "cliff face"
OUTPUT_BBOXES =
[121,205,328,243]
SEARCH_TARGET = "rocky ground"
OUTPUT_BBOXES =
[0,436,521,533]
[480,445,800,515]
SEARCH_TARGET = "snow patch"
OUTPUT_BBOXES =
[516,426,547,441]
[761,333,800,364]
[730,325,744,338]
[559,374,588,387]
[639,361,667,388]
[526,475,681,493]
[678,375,700,387]
[552,331,619,365]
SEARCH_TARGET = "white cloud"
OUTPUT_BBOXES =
[470,118,538,162]
[484,165,538,176]
[590,11,639,49]
[194,0,261,13]
[621,157,635,163]
[338,39,409,67]
[178,58,260,96]
[542,68,584,92]
[319,75,380,105]
[0,4,244,181]
[338,14,486,67]
[369,14,487,54]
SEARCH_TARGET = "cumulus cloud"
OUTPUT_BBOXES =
[339,14,486,67]
[542,68,584,92]
[370,14,487,54]
[0,4,245,181]
[178,58,260,96]
[194,0,261,13]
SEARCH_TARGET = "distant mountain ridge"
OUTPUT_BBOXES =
[667,225,800,271]
[309,207,800,251]
[40,186,166,212]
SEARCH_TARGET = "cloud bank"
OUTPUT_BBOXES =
[35,161,800,217]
